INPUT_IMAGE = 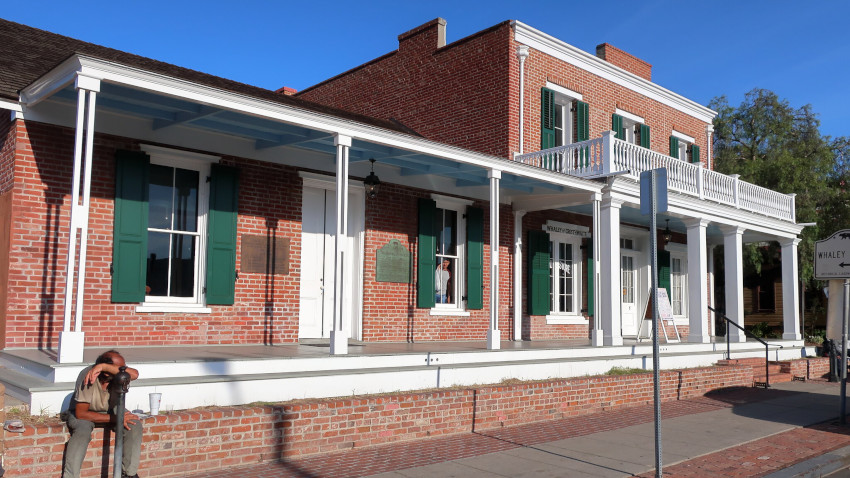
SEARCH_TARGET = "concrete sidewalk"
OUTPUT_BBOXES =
[187,380,850,478]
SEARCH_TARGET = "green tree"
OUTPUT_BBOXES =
[709,89,836,286]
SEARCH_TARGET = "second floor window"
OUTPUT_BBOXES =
[612,110,650,148]
[669,132,701,164]
[541,87,589,150]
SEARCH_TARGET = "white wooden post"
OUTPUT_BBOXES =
[487,170,501,350]
[600,195,623,346]
[780,237,802,340]
[513,209,526,341]
[721,226,746,342]
[591,193,603,346]
[330,134,351,355]
[601,130,616,176]
[686,219,710,343]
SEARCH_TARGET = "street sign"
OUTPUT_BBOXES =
[640,168,668,215]
[814,229,850,280]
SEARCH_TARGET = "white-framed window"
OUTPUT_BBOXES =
[139,146,213,312]
[431,194,469,315]
[544,227,584,324]
[671,130,698,163]
[547,84,582,147]
[616,109,645,145]
[667,244,688,319]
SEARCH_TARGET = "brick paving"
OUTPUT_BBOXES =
[184,386,817,478]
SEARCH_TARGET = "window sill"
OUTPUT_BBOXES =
[429,308,471,317]
[135,304,212,314]
[545,314,588,325]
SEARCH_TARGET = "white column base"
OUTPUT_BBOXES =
[728,330,747,343]
[58,331,85,363]
[603,335,623,347]
[783,332,802,341]
[688,333,710,344]
[329,330,348,355]
[487,329,501,350]
[591,329,604,347]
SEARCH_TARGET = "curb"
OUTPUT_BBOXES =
[765,444,850,478]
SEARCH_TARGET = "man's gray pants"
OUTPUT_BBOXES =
[63,411,143,478]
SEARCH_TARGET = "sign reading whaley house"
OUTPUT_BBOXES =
[543,220,590,238]
[814,229,850,280]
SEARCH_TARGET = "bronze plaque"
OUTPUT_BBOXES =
[241,234,290,275]
[376,239,411,283]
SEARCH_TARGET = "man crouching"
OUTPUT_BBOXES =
[64,350,142,478]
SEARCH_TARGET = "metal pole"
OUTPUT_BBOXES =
[842,279,849,425]
[650,170,662,478]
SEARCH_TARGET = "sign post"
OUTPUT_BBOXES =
[814,230,850,425]
[640,168,667,477]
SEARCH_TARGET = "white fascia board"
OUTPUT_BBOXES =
[513,21,716,124]
[0,98,22,113]
[20,54,603,196]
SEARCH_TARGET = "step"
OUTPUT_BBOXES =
[753,372,794,387]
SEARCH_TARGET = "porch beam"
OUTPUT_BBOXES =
[780,237,802,340]
[330,134,351,355]
[254,130,332,149]
[685,218,710,343]
[512,193,596,212]
[720,225,747,342]
[152,105,221,130]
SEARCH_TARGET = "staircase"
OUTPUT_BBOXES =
[717,357,800,387]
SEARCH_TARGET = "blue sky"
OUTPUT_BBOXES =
[4,1,848,139]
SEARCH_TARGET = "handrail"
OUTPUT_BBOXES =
[707,305,782,388]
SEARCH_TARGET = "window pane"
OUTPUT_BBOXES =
[434,257,454,305]
[170,233,196,297]
[146,231,170,296]
[174,168,199,233]
[149,164,173,230]
[435,209,457,256]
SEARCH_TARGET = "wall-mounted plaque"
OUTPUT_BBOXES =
[241,234,290,275]
[376,239,411,283]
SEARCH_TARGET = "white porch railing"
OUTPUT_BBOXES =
[515,132,796,222]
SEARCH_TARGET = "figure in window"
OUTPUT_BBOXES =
[435,258,452,304]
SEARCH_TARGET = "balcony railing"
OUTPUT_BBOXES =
[514,131,795,222]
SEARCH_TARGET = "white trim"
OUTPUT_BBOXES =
[546,315,589,325]
[299,171,366,191]
[0,99,22,113]
[431,193,474,210]
[545,81,582,101]
[141,144,220,163]
[135,305,212,314]
[22,55,605,196]
[513,21,716,124]
[429,308,471,317]
[615,108,644,125]
[665,242,687,253]
[671,130,695,143]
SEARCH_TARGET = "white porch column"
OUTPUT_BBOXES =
[600,196,623,346]
[512,209,526,341]
[721,226,746,342]
[59,73,100,364]
[487,170,502,350]
[705,124,714,170]
[685,219,710,343]
[591,193,603,346]
[780,237,802,340]
[708,244,717,337]
[516,45,529,155]
[330,134,351,355]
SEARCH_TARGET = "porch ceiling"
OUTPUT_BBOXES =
[45,82,579,198]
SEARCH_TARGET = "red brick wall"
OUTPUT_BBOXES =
[361,182,515,341]
[2,365,752,477]
[297,22,516,159]
[0,116,15,346]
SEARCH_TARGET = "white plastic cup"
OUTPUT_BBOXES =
[149,393,162,415]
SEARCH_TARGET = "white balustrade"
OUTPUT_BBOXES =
[514,137,795,222]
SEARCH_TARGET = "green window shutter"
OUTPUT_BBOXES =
[586,241,594,317]
[575,100,590,141]
[417,198,437,308]
[527,229,551,316]
[691,145,701,164]
[466,206,484,310]
[669,136,679,159]
[112,150,150,303]
[541,88,556,150]
[658,249,671,297]
[640,124,651,149]
[612,114,624,140]
[206,164,239,305]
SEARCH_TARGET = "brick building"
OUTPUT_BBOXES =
[0,17,805,413]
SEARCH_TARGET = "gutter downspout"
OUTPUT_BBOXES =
[517,45,529,156]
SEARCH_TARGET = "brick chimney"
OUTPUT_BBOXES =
[275,86,298,96]
[398,18,447,53]
[595,43,652,81]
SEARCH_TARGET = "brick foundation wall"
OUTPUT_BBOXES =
[2,365,752,477]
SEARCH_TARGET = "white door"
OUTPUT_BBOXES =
[621,253,639,336]
[299,183,364,339]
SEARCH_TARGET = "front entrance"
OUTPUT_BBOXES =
[298,177,364,339]
[621,252,639,336]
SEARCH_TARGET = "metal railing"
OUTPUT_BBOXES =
[708,305,783,388]
[514,132,796,222]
